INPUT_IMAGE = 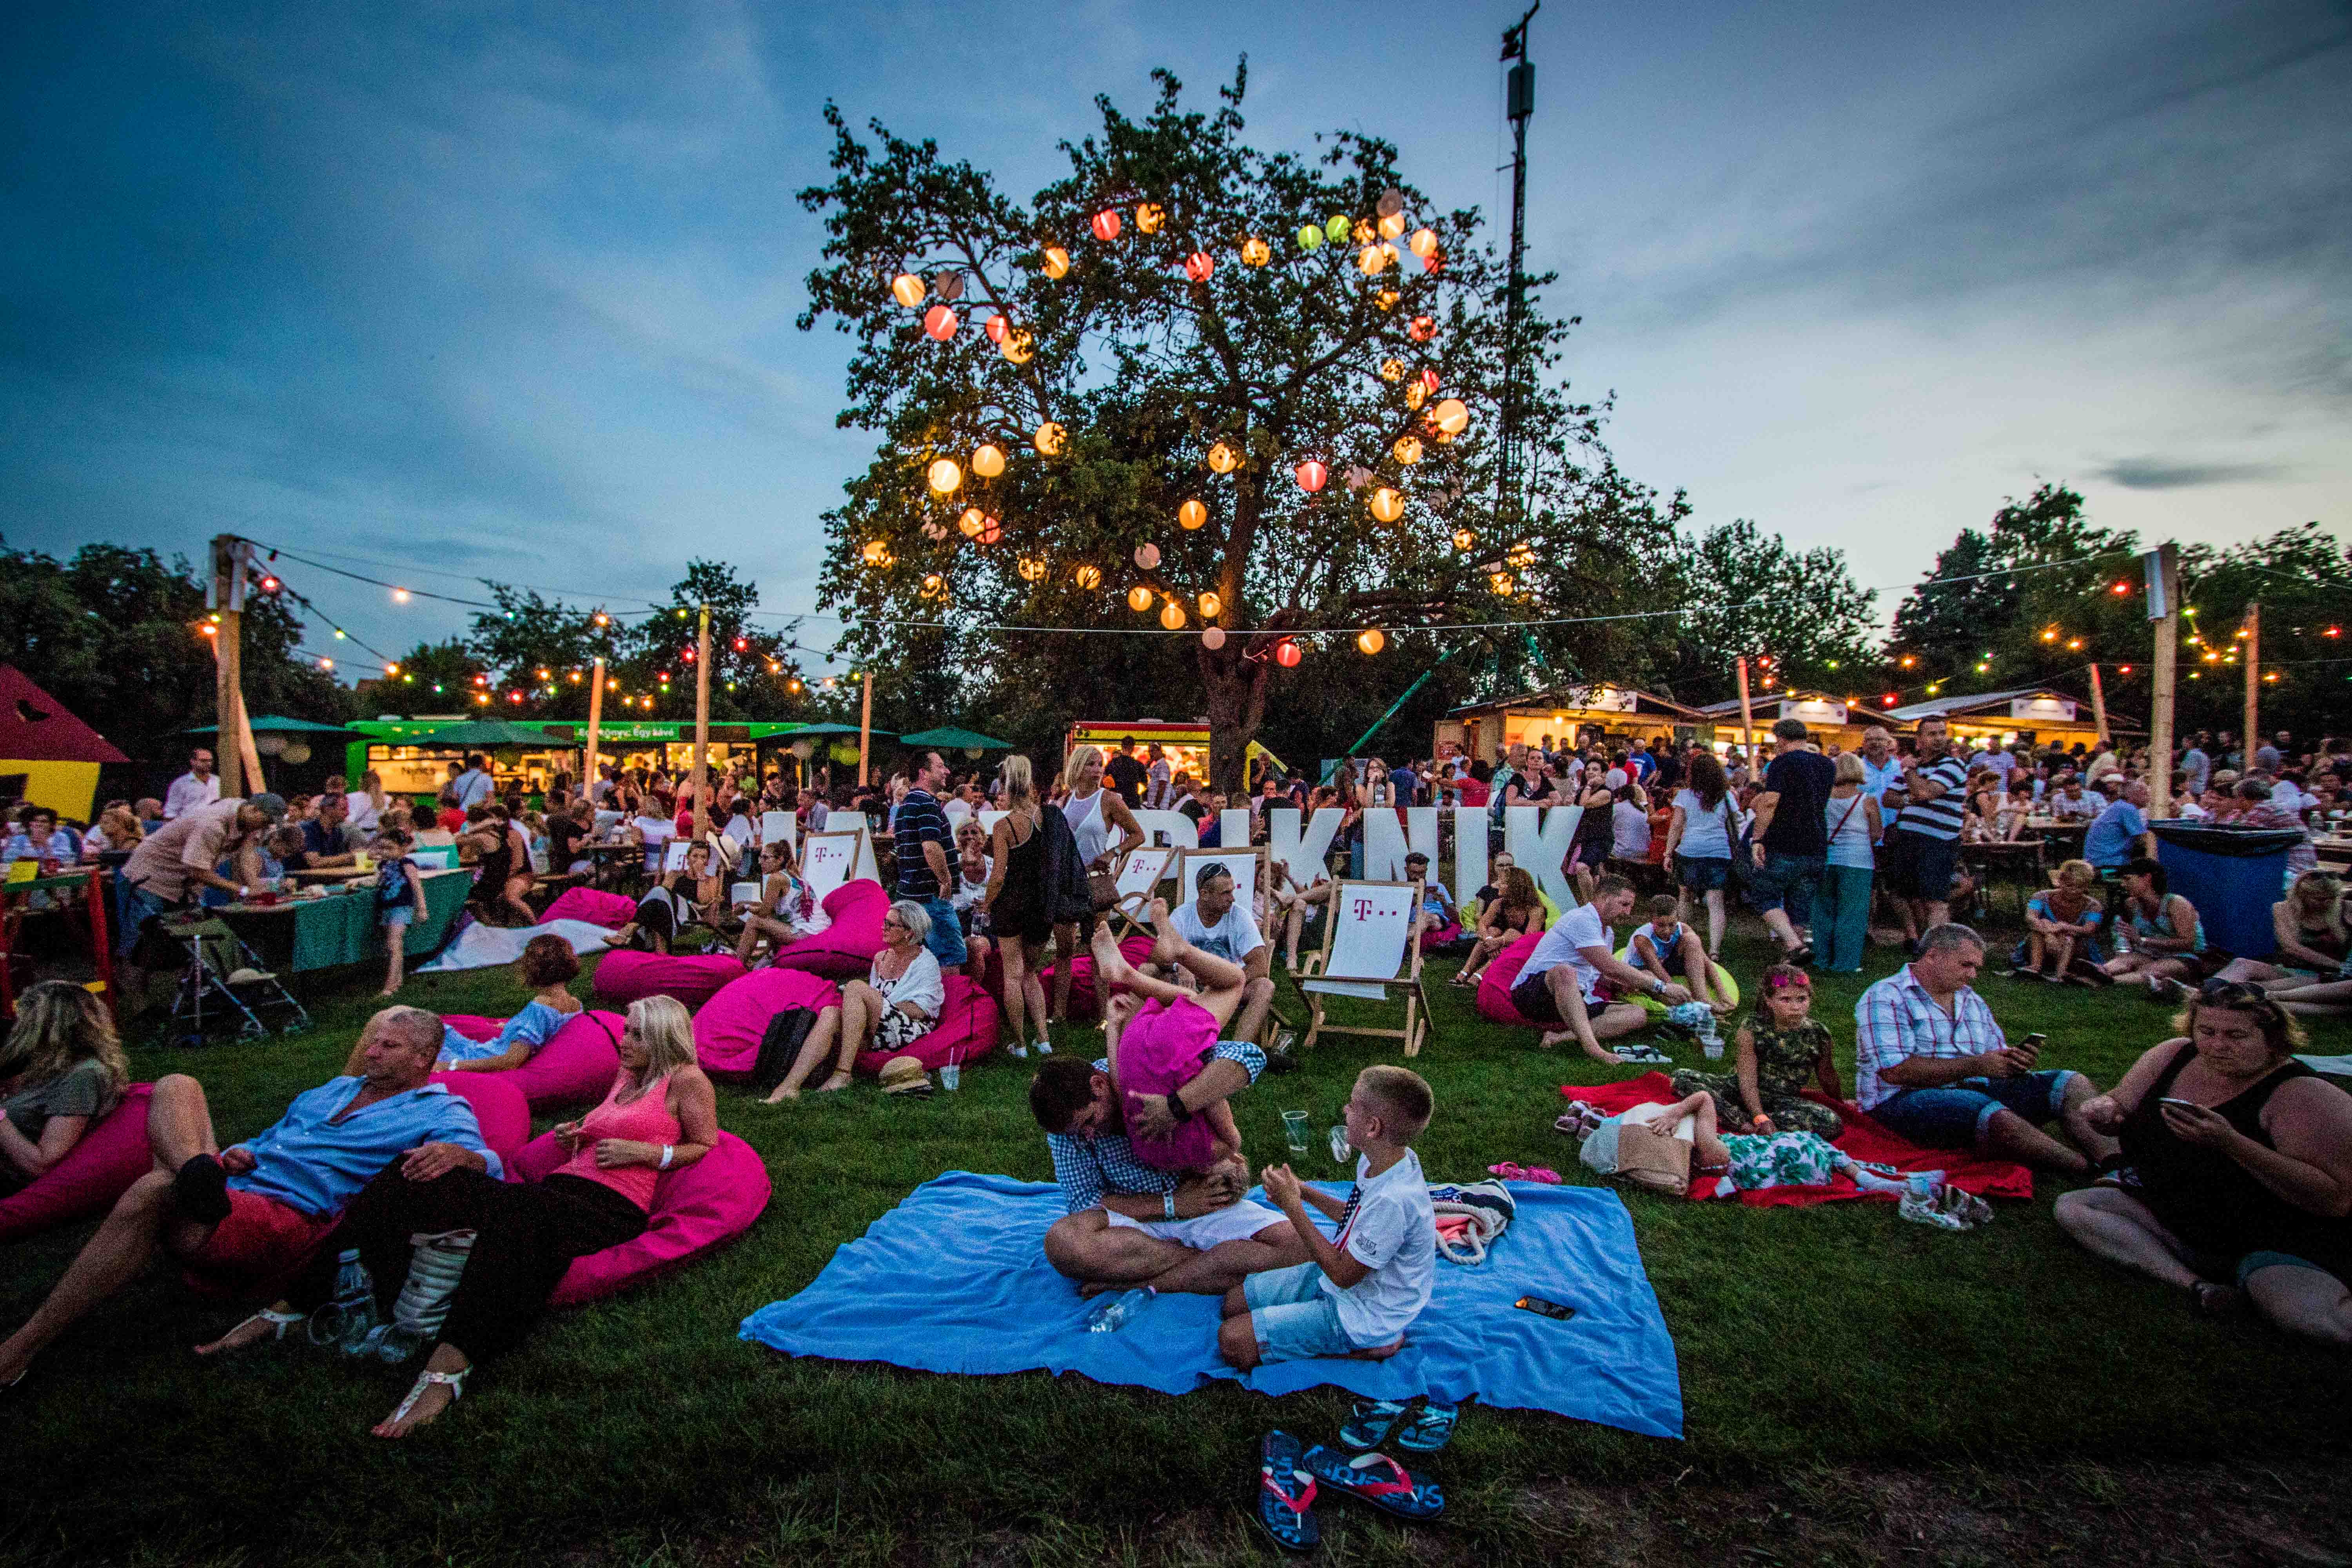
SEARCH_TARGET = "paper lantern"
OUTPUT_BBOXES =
[921,573,945,596]
[861,540,892,567]
[977,515,1002,544]
[891,272,925,308]
[1296,224,1323,252]
[1375,288,1399,311]
[958,507,985,538]
[1408,227,1439,258]
[1405,382,1428,411]
[1178,499,1208,530]
[985,314,1009,344]
[1197,591,1221,618]
[1206,440,1239,474]
[934,270,964,302]
[1392,436,1422,466]
[1091,208,1122,242]
[926,457,963,495]
[971,443,1005,478]
[1185,250,1214,283]
[1034,421,1066,456]
[1274,638,1302,668]
[1417,367,1442,396]
[923,304,958,341]
[1376,187,1405,218]
[1419,246,1442,274]
[1240,235,1271,266]
[1344,463,1374,490]
[1433,397,1470,436]
[1134,542,1161,570]
[1408,316,1435,342]
[1074,564,1102,590]
[1018,556,1047,582]
[1294,459,1328,493]
[1368,486,1405,523]
[1201,626,1225,650]
[1381,358,1405,382]
[1128,585,1154,612]
[1324,215,1352,244]
[1002,329,1034,365]
[1041,246,1070,279]
[1490,571,1515,595]
[1357,628,1386,655]
[1159,601,1186,631]
[1452,528,1476,551]
[1378,211,1406,240]
[1136,201,1165,234]
[281,742,312,765]
[1357,245,1389,275]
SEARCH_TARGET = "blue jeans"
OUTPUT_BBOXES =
[1813,863,1874,972]
[1871,1070,2077,1149]
[921,897,967,967]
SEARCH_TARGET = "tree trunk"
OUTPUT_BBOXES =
[1199,642,1269,798]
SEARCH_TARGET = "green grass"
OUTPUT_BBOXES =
[4,921,2349,1566]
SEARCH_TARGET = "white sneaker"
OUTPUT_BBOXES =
[1034,1038,1053,1056]
[1006,1043,1029,1060]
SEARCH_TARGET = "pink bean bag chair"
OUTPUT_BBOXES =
[854,973,1004,1075]
[594,949,747,1010]
[1033,933,1156,1022]
[542,886,637,927]
[509,1129,771,1306]
[440,1010,627,1108]
[1476,930,1549,1029]
[1417,920,1464,949]
[693,968,844,1075]
[427,1071,532,1165]
[764,880,890,979]
[0,1082,155,1243]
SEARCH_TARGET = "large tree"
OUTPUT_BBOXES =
[1664,518,1878,703]
[798,66,1685,790]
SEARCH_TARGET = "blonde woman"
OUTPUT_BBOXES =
[2214,872,2348,988]
[0,982,130,1198]
[2013,859,2108,985]
[224,994,717,1437]
[1051,745,1142,1023]
[347,771,388,835]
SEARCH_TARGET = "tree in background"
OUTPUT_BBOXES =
[1664,519,1878,702]
[2169,523,2352,739]
[798,66,1686,791]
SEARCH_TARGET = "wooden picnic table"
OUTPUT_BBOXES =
[0,867,116,1023]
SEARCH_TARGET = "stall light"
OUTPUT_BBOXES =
[392,588,410,603]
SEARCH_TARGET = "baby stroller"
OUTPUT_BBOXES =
[158,914,310,1046]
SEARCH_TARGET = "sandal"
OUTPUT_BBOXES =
[385,1364,469,1429]
[1298,1444,1445,1521]
[1255,1430,1320,1552]
[2189,1281,2242,1318]
[1615,1042,1673,1065]
[1486,1161,1530,1181]
[211,1307,307,1350]
[1338,1398,1413,1453]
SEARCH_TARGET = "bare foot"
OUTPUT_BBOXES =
[1091,923,1136,985]
[1076,1279,1120,1299]
[764,1085,800,1103]
[1536,1030,1570,1051]
[1345,1336,1406,1361]
[812,1071,853,1094]
[194,1310,299,1356]
[1143,898,1183,967]
[1588,1047,1626,1067]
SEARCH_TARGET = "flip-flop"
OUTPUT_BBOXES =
[1520,1166,1562,1184]
[1486,1162,1530,1180]
[1299,1444,1446,1521]
[1393,1400,1460,1452]
[1338,1397,1413,1453]
[1255,1430,1321,1552]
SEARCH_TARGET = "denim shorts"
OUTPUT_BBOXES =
[1746,851,1823,916]
[1244,1261,1359,1363]
[382,908,414,930]
[1674,854,1730,893]
[1870,1069,2076,1149]
[1888,831,1959,900]
[920,897,967,966]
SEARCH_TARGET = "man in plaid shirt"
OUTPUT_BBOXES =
[1854,924,2120,1175]
[1032,1042,1312,1296]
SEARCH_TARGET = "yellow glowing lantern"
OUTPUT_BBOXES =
[1034,421,1066,456]
[958,507,985,538]
[1136,201,1165,234]
[1453,528,1475,551]
[1378,211,1406,240]
[1074,564,1102,590]
[1134,542,1161,570]
[1240,235,1271,266]
[861,540,892,567]
[971,443,1005,478]
[1040,246,1070,279]
[1207,441,1239,474]
[926,457,962,495]
[1357,628,1386,655]
[1381,358,1405,382]
[1128,585,1154,612]
[890,272,924,308]
[1178,499,1208,530]
[1018,556,1047,582]
[1368,486,1405,523]
[1392,436,1422,465]
[1376,288,1399,311]
[1160,601,1186,631]
[921,573,944,596]
[1432,397,1469,436]
[1408,227,1438,258]
[1405,382,1428,411]
[1358,244,1390,275]
[1002,329,1034,364]
[1198,591,1221,618]
[1490,571,1514,594]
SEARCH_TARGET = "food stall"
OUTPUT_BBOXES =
[347,719,820,800]
[1884,688,2134,756]
[1439,684,1713,764]
[1063,720,1286,789]
[1693,691,1908,754]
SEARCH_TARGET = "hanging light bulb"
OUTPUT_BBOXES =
[1295,459,1328,493]
[1198,591,1221,618]
[1178,499,1208,530]
[922,304,958,341]
[1357,628,1386,655]
[1207,440,1239,473]
[1128,584,1154,612]
[971,443,1005,477]
[1074,563,1102,590]
[1240,235,1271,266]
[891,272,924,308]
[1201,626,1226,650]
[1040,246,1069,279]
[1160,601,1186,631]
[1392,436,1422,465]
[1368,486,1405,522]
[1034,421,1066,456]
[1134,542,1161,570]
[1136,201,1165,233]
[926,457,963,495]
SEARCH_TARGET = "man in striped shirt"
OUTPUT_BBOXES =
[1884,716,1969,939]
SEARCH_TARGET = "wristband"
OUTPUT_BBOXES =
[659,1144,674,1170]
[1163,1189,1177,1221]
[1166,1092,1194,1124]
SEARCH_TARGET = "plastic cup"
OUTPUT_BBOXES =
[1703,1039,1724,1060]
[1329,1124,1353,1165]
[1281,1109,1310,1155]
[940,1061,961,1092]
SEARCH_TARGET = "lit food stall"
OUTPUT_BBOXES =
[1884,688,2133,754]
[1439,684,1712,764]
[1063,720,1286,788]
[1693,691,1909,754]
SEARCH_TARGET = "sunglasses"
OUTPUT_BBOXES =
[1764,972,1811,991]
[2194,977,2286,1017]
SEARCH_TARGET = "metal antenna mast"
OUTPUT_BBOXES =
[1500,2,1539,528]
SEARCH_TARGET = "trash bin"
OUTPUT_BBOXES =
[2149,821,2303,959]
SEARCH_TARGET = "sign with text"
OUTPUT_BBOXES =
[799,829,862,901]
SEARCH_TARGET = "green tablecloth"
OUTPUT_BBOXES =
[220,869,470,973]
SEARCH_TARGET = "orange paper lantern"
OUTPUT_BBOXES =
[1240,236,1271,266]
[1433,398,1470,436]
[1040,246,1070,279]
[1368,486,1405,523]
[1178,499,1208,530]
[1408,316,1435,342]
[1294,459,1328,493]
[1274,639,1302,668]
[971,443,1005,478]
[1091,209,1122,242]
[1136,201,1165,234]
[923,304,958,341]
[1128,585,1154,612]
[1159,601,1186,631]
[890,272,924,308]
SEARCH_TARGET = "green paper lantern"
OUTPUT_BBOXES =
[829,740,862,765]
[1296,224,1322,252]
[1324,215,1352,244]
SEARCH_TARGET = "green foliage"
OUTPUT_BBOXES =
[2169,522,2352,735]
[1663,519,1879,702]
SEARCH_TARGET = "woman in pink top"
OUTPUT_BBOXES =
[229,995,719,1438]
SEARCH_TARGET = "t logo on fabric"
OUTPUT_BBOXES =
[1352,898,1374,922]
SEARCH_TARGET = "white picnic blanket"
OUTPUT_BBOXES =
[419,918,614,973]
[2296,1054,2352,1077]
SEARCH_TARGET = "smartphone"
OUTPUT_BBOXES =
[2017,1033,2046,1051]
[1514,1296,1577,1322]
[2158,1096,2201,1111]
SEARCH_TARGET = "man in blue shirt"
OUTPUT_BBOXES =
[2085,778,2154,869]
[0,1007,497,1385]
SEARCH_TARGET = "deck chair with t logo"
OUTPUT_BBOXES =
[1106,844,1176,939]
[1299,878,1431,1058]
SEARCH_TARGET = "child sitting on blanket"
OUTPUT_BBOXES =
[1218,1066,1437,1368]
[1667,964,1844,1140]
[418,934,584,1072]
[1572,1091,1926,1198]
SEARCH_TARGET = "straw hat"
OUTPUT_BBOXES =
[877,1054,932,1096]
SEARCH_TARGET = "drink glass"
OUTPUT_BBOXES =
[939,1060,961,1092]
[1281,1109,1310,1156]
[1329,1124,1353,1165]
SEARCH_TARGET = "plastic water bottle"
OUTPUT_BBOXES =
[329,1249,380,1356]
[1085,1287,1155,1333]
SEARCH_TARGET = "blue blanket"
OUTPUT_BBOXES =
[739,1172,1682,1439]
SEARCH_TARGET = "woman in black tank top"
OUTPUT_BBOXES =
[2055,983,2352,1338]
[984,757,1054,1058]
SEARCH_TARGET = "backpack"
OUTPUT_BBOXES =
[1039,804,1094,926]
[1426,1179,1516,1265]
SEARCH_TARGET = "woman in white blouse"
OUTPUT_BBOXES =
[764,900,946,1100]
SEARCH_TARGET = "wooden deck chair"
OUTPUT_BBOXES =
[797,828,864,902]
[1299,879,1431,1058]
[1106,844,1176,936]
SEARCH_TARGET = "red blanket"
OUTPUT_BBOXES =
[1563,1073,2034,1207]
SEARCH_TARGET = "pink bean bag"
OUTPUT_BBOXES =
[1032,933,1156,1022]
[1476,930,1548,1029]
[854,973,1004,1074]
[0,1083,154,1243]
[693,968,844,1075]
[542,886,637,927]
[510,1129,771,1306]
[427,1071,532,1165]
[1417,920,1464,949]
[594,949,747,1010]
[760,880,890,980]
[439,1010,629,1108]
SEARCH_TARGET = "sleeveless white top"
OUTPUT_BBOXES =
[1063,787,1110,866]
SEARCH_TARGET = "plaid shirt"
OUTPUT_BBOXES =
[1853,966,2007,1111]
[1045,1042,1265,1214]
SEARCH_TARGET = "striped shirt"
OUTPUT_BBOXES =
[1045,1044,1267,1212]
[1853,966,2007,1110]
[892,787,950,900]
[1893,753,1969,841]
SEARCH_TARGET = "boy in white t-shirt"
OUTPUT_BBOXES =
[1218,1065,1436,1367]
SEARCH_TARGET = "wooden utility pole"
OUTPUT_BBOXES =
[2148,544,2180,819]
[691,606,712,839]
[2241,602,2260,765]
[857,671,875,786]
[2087,663,2111,747]
[1734,656,1756,777]
[584,655,606,805]
[209,535,248,798]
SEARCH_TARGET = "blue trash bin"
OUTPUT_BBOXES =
[2149,820,2303,960]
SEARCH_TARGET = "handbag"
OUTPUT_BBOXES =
[1087,868,1121,913]
[1613,1122,1692,1196]
[750,1008,820,1095]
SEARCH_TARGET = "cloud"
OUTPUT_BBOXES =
[2097,458,2294,491]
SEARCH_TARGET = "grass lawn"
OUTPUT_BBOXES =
[5,918,2350,1566]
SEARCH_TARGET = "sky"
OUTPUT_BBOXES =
[4,0,2347,679]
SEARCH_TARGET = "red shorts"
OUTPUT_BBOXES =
[180,1188,334,1298]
